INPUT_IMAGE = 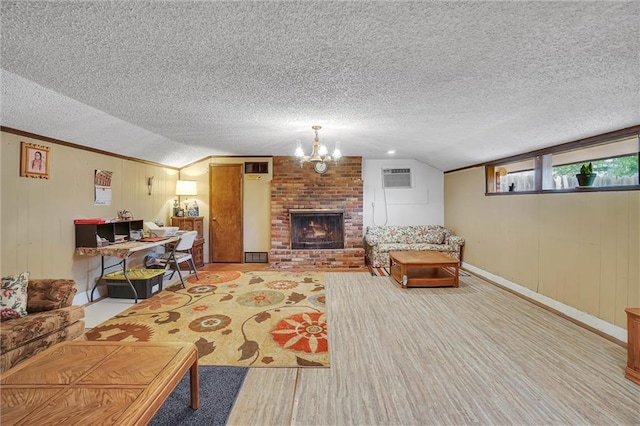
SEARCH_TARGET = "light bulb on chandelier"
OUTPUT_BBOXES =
[294,125,342,169]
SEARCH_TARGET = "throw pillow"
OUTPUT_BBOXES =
[27,279,77,313]
[1,272,30,321]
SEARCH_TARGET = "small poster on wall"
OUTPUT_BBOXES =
[94,169,113,205]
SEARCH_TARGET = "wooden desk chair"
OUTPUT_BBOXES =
[158,231,200,287]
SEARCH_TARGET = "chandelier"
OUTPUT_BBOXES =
[294,125,342,169]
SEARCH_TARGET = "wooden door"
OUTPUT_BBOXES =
[209,164,243,262]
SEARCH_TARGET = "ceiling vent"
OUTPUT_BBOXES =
[382,168,412,188]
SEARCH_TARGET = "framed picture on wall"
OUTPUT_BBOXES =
[20,142,50,179]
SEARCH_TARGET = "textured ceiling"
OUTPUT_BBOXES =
[1,1,638,171]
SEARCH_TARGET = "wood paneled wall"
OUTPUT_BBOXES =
[1,131,179,299]
[444,167,640,329]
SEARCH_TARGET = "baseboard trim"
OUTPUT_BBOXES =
[462,262,627,345]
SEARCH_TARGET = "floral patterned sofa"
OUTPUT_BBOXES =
[0,274,85,372]
[364,225,465,268]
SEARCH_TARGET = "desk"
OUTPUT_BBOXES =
[76,236,179,303]
[1,341,198,425]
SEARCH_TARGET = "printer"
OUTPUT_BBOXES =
[144,221,179,237]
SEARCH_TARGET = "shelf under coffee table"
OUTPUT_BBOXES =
[389,250,460,288]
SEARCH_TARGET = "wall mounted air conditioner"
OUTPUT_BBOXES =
[382,168,412,188]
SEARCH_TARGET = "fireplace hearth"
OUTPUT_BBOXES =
[290,209,344,250]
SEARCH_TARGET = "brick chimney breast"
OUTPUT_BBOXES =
[270,156,364,269]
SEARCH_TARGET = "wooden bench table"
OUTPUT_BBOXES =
[1,341,198,425]
[389,250,460,288]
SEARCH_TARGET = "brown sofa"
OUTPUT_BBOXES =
[0,279,85,372]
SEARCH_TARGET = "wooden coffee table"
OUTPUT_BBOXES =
[389,250,460,288]
[1,341,198,425]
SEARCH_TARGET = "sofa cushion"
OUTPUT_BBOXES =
[367,226,411,244]
[383,226,409,244]
[27,279,77,313]
[420,226,447,244]
[0,305,85,353]
[397,226,422,244]
[379,242,455,253]
[1,272,30,321]
[0,318,85,373]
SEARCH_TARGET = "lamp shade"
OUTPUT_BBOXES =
[176,180,197,196]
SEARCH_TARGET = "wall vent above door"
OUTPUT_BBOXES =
[382,168,412,188]
[244,162,269,174]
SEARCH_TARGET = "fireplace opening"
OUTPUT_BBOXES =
[290,210,344,250]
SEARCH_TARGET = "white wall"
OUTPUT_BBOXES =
[362,159,444,230]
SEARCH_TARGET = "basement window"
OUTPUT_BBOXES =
[486,128,639,195]
[545,137,638,189]
[488,159,536,193]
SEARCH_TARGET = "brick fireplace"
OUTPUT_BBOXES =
[270,156,365,269]
[290,209,344,250]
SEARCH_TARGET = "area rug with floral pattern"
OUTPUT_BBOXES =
[85,271,328,367]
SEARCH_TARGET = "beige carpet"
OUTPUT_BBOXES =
[85,270,328,367]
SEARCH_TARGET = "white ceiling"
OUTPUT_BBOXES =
[1,1,638,171]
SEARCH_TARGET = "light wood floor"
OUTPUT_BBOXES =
[217,266,640,425]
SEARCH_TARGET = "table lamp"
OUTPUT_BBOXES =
[175,180,197,215]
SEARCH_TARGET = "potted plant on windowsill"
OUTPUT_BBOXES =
[576,162,597,187]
